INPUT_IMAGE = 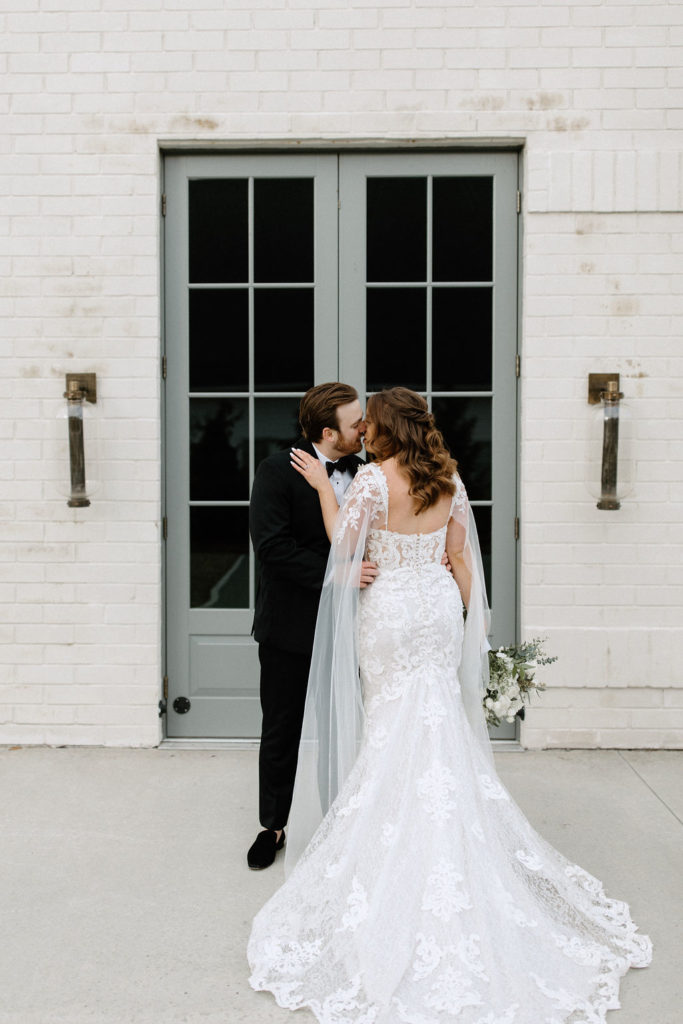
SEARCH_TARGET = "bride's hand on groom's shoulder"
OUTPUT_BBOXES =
[290,448,330,493]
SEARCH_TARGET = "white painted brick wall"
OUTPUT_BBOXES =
[1,1,681,747]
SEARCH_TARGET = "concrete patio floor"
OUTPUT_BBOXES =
[1,746,680,1024]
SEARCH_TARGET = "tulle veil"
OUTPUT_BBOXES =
[284,462,493,875]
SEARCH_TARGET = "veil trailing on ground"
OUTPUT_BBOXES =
[284,463,493,875]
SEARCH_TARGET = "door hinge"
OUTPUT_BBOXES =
[514,516,520,540]
[516,190,521,214]
[162,354,167,379]
[159,675,168,716]
[515,354,521,377]
[161,193,167,217]
[162,516,168,539]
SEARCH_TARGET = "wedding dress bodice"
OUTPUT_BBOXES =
[365,524,448,572]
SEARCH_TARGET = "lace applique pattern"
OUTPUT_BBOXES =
[335,464,387,543]
[471,821,486,842]
[421,859,472,920]
[424,963,483,1015]
[479,773,511,801]
[416,764,459,821]
[337,781,369,818]
[516,848,543,871]
[412,933,442,981]
[337,877,368,933]
[310,974,378,1024]
[451,472,468,516]
[419,696,448,732]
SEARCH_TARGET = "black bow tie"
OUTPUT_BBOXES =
[326,455,358,477]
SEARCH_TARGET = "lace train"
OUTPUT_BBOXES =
[247,469,652,1023]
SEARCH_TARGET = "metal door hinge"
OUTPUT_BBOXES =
[162,516,168,539]
[159,675,168,716]
[516,190,521,214]
[514,516,520,540]
[515,354,520,377]
[162,354,167,379]
[161,193,167,217]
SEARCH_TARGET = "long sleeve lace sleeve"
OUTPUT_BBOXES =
[285,465,385,874]
[333,464,388,551]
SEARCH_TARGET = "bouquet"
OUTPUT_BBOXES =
[484,636,557,728]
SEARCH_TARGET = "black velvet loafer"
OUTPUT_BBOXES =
[247,828,286,870]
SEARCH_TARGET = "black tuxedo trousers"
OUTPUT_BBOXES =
[249,440,363,830]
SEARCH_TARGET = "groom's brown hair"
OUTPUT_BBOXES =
[299,382,359,442]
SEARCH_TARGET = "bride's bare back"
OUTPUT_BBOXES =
[375,457,453,535]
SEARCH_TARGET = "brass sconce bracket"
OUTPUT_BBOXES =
[587,371,625,511]
[65,372,97,403]
[63,372,97,508]
[587,373,619,405]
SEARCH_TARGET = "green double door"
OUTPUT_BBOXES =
[163,151,519,739]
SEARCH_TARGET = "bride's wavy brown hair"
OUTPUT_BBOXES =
[366,387,458,513]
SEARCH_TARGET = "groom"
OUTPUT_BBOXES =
[247,382,377,870]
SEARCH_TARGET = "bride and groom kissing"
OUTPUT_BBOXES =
[246,381,652,1024]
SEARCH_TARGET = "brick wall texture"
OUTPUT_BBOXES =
[1,1,682,748]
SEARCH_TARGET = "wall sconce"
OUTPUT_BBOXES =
[586,373,634,510]
[58,373,100,508]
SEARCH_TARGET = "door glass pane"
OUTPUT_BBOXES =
[189,179,248,284]
[190,398,248,500]
[432,177,493,282]
[367,178,426,282]
[432,288,492,392]
[472,505,492,603]
[254,288,314,392]
[189,289,249,392]
[432,396,491,501]
[190,506,249,608]
[367,288,426,391]
[255,397,302,467]
[254,178,314,283]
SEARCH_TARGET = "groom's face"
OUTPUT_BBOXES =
[327,399,366,457]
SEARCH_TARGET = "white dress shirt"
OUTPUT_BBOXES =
[312,444,354,507]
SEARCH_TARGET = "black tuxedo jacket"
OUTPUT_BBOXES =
[249,438,364,656]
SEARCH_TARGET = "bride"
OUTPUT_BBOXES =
[247,387,652,1024]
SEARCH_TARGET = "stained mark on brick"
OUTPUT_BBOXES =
[575,217,603,236]
[170,115,219,132]
[525,92,565,111]
[548,115,590,132]
[611,296,639,317]
[625,359,647,378]
[466,95,505,111]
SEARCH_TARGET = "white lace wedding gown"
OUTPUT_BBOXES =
[248,466,652,1024]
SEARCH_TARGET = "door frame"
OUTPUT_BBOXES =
[159,143,523,743]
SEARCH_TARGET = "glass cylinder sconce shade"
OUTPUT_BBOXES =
[55,374,100,507]
[585,374,634,510]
